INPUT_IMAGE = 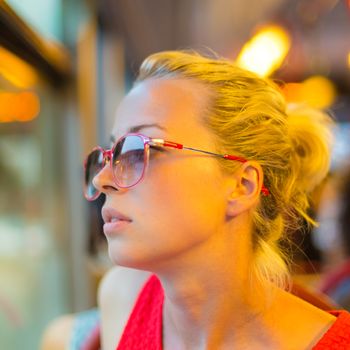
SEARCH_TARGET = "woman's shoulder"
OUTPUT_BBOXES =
[98,266,151,350]
[270,288,343,349]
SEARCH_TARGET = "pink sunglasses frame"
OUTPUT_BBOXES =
[84,132,270,200]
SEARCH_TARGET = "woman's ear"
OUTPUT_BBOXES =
[226,161,263,217]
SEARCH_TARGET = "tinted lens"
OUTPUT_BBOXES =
[112,135,145,187]
[84,149,104,200]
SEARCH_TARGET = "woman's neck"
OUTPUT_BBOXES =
[156,221,276,349]
[160,268,275,349]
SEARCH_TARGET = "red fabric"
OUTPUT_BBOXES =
[116,275,163,350]
[313,310,350,349]
[117,275,350,349]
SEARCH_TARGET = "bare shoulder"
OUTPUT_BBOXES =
[270,288,337,349]
[98,266,151,302]
[40,314,75,350]
[98,266,151,350]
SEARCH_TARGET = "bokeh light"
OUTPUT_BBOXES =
[0,47,38,88]
[282,75,337,109]
[236,25,291,77]
[0,91,40,123]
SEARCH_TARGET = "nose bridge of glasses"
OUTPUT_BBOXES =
[102,149,113,163]
[92,148,114,190]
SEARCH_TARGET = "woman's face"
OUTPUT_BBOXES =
[93,78,232,270]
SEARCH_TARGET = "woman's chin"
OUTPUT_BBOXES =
[108,245,152,270]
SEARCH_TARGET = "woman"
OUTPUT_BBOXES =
[85,51,350,349]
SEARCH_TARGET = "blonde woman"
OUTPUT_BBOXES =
[84,51,350,349]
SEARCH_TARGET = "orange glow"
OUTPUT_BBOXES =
[0,47,38,88]
[0,91,40,123]
[236,25,291,77]
[347,52,350,69]
[282,76,336,109]
[281,83,303,102]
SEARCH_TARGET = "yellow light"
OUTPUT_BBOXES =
[236,25,291,77]
[0,91,40,123]
[301,75,336,109]
[347,52,350,69]
[282,76,336,109]
[0,47,38,88]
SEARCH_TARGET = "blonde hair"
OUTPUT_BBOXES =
[136,50,334,289]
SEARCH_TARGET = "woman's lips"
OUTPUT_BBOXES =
[102,206,132,235]
[103,219,131,235]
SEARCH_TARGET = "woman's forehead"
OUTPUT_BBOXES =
[112,78,212,139]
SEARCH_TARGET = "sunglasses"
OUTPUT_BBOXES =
[83,133,270,200]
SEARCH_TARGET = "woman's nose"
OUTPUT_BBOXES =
[92,162,119,195]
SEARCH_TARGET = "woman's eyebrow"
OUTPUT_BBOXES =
[110,124,167,143]
[128,123,167,133]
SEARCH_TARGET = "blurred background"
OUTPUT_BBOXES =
[0,0,349,349]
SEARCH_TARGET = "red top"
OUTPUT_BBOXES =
[116,275,350,349]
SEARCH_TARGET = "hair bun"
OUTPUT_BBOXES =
[286,103,334,193]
